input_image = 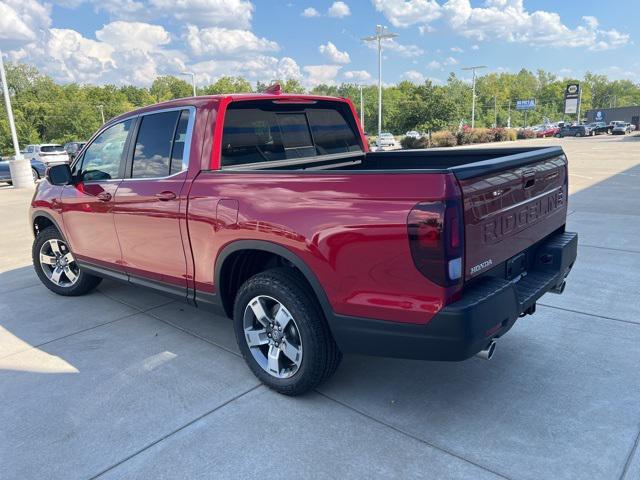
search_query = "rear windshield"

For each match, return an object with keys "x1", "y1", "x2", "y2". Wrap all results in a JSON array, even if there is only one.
[
  {"x1": 221, "y1": 100, "x2": 362, "y2": 168},
  {"x1": 41, "y1": 145, "x2": 65, "y2": 153}
]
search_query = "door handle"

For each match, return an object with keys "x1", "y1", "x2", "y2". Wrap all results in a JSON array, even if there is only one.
[
  {"x1": 97, "y1": 192, "x2": 112, "y2": 202},
  {"x1": 155, "y1": 191, "x2": 177, "y2": 201}
]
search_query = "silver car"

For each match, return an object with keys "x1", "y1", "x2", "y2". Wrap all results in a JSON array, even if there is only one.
[{"x1": 24, "y1": 144, "x2": 70, "y2": 164}]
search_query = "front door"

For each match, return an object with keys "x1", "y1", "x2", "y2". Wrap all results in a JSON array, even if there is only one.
[
  {"x1": 60, "y1": 119, "x2": 133, "y2": 269},
  {"x1": 112, "y1": 108, "x2": 193, "y2": 294}
]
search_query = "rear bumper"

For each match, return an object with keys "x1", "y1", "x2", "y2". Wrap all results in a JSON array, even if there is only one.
[{"x1": 330, "y1": 231, "x2": 577, "y2": 361}]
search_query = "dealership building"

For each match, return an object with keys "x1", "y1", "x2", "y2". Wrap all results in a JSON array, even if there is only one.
[{"x1": 586, "y1": 106, "x2": 640, "y2": 129}]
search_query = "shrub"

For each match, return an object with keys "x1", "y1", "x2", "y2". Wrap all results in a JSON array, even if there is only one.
[
  {"x1": 455, "y1": 130, "x2": 472, "y2": 145},
  {"x1": 432, "y1": 130, "x2": 457, "y2": 147},
  {"x1": 400, "y1": 136, "x2": 429, "y2": 149},
  {"x1": 505, "y1": 129, "x2": 518, "y2": 141},
  {"x1": 516, "y1": 128, "x2": 536, "y2": 140},
  {"x1": 469, "y1": 128, "x2": 494, "y2": 144}
]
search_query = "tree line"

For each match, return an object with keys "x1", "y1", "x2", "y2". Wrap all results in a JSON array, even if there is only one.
[{"x1": 1, "y1": 61, "x2": 639, "y2": 156}]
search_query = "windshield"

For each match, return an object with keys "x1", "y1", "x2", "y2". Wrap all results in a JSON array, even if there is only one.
[{"x1": 40, "y1": 145, "x2": 65, "y2": 153}]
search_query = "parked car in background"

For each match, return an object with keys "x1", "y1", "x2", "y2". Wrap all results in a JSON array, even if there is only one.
[
  {"x1": 0, "y1": 157, "x2": 46, "y2": 184},
  {"x1": 630, "y1": 124, "x2": 637, "y2": 132},
  {"x1": 376, "y1": 132, "x2": 396, "y2": 148},
  {"x1": 31, "y1": 92, "x2": 576, "y2": 395},
  {"x1": 558, "y1": 125, "x2": 590, "y2": 137},
  {"x1": 611, "y1": 121, "x2": 630, "y2": 135},
  {"x1": 586, "y1": 122, "x2": 610, "y2": 135},
  {"x1": 64, "y1": 142, "x2": 86, "y2": 161},
  {"x1": 25, "y1": 144, "x2": 69, "y2": 164},
  {"x1": 536, "y1": 125, "x2": 560, "y2": 138},
  {"x1": 405, "y1": 131, "x2": 421, "y2": 139}
]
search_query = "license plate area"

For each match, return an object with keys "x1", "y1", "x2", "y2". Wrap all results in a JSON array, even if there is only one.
[{"x1": 506, "y1": 252, "x2": 527, "y2": 280}]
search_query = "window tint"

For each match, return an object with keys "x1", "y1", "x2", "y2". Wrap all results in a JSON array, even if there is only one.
[
  {"x1": 132, "y1": 111, "x2": 179, "y2": 178},
  {"x1": 221, "y1": 103, "x2": 361, "y2": 167},
  {"x1": 131, "y1": 109, "x2": 190, "y2": 178},
  {"x1": 41, "y1": 145, "x2": 65, "y2": 153},
  {"x1": 79, "y1": 120, "x2": 132, "y2": 182},
  {"x1": 170, "y1": 110, "x2": 190, "y2": 175}
]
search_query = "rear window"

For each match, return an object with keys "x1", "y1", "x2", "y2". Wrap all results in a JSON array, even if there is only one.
[
  {"x1": 41, "y1": 145, "x2": 65, "y2": 153},
  {"x1": 221, "y1": 100, "x2": 362, "y2": 167}
]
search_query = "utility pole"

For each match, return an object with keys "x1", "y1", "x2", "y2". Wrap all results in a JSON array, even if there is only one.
[
  {"x1": 97, "y1": 104, "x2": 105, "y2": 124},
  {"x1": 0, "y1": 49, "x2": 33, "y2": 188},
  {"x1": 181, "y1": 71, "x2": 197, "y2": 97},
  {"x1": 363, "y1": 25, "x2": 398, "y2": 138},
  {"x1": 358, "y1": 84, "x2": 364, "y2": 131},
  {"x1": 461, "y1": 65, "x2": 486, "y2": 128},
  {"x1": 494, "y1": 95, "x2": 497, "y2": 128},
  {"x1": 507, "y1": 101, "x2": 511, "y2": 128}
]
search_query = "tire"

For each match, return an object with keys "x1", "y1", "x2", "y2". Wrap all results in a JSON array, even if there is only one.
[
  {"x1": 32, "y1": 168, "x2": 39, "y2": 182},
  {"x1": 32, "y1": 226, "x2": 102, "y2": 296},
  {"x1": 575, "y1": 133, "x2": 582, "y2": 137},
  {"x1": 233, "y1": 267, "x2": 342, "y2": 396}
]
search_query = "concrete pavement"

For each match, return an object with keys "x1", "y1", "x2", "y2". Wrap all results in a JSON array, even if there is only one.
[{"x1": 1, "y1": 134, "x2": 639, "y2": 479}]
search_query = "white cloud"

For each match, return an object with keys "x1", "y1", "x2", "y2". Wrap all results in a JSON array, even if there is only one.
[
  {"x1": 372, "y1": 0, "x2": 441, "y2": 28},
  {"x1": 444, "y1": 56, "x2": 457, "y2": 65},
  {"x1": 373, "y1": 0, "x2": 629, "y2": 51},
  {"x1": 328, "y1": 1, "x2": 351, "y2": 18},
  {"x1": 450, "y1": 46, "x2": 463, "y2": 53},
  {"x1": 0, "y1": 0, "x2": 51, "y2": 48},
  {"x1": 149, "y1": 0, "x2": 254, "y2": 28},
  {"x1": 442, "y1": 0, "x2": 630, "y2": 50},
  {"x1": 319, "y1": 41, "x2": 350, "y2": 64},
  {"x1": 184, "y1": 25, "x2": 279, "y2": 57},
  {"x1": 302, "y1": 7, "x2": 320, "y2": 17},
  {"x1": 191, "y1": 55, "x2": 302, "y2": 85},
  {"x1": 403, "y1": 70, "x2": 425, "y2": 83},
  {"x1": 96, "y1": 22, "x2": 171, "y2": 53},
  {"x1": 367, "y1": 38, "x2": 424, "y2": 58},
  {"x1": 471, "y1": 44, "x2": 479, "y2": 50},
  {"x1": 343, "y1": 70, "x2": 372, "y2": 82},
  {"x1": 303, "y1": 64, "x2": 341, "y2": 87},
  {"x1": 418, "y1": 25, "x2": 435, "y2": 35},
  {"x1": 427, "y1": 60, "x2": 441, "y2": 70}
]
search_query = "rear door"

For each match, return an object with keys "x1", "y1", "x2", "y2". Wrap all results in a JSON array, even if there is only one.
[
  {"x1": 456, "y1": 152, "x2": 568, "y2": 280},
  {"x1": 112, "y1": 107, "x2": 193, "y2": 294}
]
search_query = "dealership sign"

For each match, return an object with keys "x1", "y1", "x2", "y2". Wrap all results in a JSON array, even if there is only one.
[
  {"x1": 516, "y1": 99, "x2": 536, "y2": 110},
  {"x1": 564, "y1": 83, "x2": 581, "y2": 114},
  {"x1": 595, "y1": 110, "x2": 605, "y2": 122}
]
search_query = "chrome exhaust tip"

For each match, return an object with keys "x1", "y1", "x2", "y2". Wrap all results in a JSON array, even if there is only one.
[
  {"x1": 476, "y1": 340, "x2": 497, "y2": 360},
  {"x1": 550, "y1": 281, "x2": 566, "y2": 294}
]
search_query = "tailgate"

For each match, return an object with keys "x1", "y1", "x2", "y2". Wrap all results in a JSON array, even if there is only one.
[{"x1": 455, "y1": 150, "x2": 568, "y2": 280}]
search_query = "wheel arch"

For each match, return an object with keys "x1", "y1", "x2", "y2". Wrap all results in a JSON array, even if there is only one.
[
  {"x1": 31, "y1": 211, "x2": 65, "y2": 239},
  {"x1": 214, "y1": 240, "x2": 334, "y2": 322}
]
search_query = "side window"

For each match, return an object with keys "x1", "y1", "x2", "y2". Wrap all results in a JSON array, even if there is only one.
[
  {"x1": 132, "y1": 110, "x2": 189, "y2": 179},
  {"x1": 79, "y1": 119, "x2": 132, "y2": 182},
  {"x1": 27, "y1": 145, "x2": 34, "y2": 153}
]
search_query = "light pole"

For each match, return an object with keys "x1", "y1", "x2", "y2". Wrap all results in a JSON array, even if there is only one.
[
  {"x1": 461, "y1": 65, "x2": 486, "y2": 128},
  {"x1": 97, "y1": 104, "x2": 105, "y2": 124},
  {"x1": 363, "y1": 25, "x2": 398, "y2": 138},
  {"x1": 181, "y1": 71, "x2": 197, "y2": 97},
  {"x1": 0, "y1": 49, "x2": 33, "y2": 188}
]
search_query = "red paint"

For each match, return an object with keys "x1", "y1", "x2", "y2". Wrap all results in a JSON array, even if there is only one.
[{"x1": 30, "y1": 93, "x2": 569, "y2": 330}]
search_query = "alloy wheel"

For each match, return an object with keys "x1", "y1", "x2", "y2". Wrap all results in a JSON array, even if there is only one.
[
  {"x1": 39, "y1": 238, "x2": 79, "y2": 287},
  {"x1": 243, "y1": 295, "x2": 303, "y2": 379}
]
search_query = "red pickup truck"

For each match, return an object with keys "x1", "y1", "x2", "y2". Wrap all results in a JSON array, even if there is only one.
[{"x1": 31, "y1": 91, "x2": 577, "y2": 395}]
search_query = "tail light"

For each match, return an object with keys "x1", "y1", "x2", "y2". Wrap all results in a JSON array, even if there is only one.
[{"x1": 407, "y1": 199, "x2": 464, "y2": 287}]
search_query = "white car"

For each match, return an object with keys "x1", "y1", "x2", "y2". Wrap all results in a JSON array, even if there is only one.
[
  {"x1": 405, "y1": 131, "x2": 421, "y2": 139},
  {"x1": 376, "y1": 132, "x2": 396, "y2": 148},
  {"x1": 24, "y1": 144, "x2": 69, "y2": 164},
  {"x1": 610, "y1": 121, "x2": 630, "y2": 135}
]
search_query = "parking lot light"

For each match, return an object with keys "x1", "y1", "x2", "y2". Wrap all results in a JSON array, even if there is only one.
[
  {"x1": 0, "y1": 49, "x2": 34, "y2": 188},
  {"x1": 462, "y1": 65, "x2": 487, "y2": 128}
]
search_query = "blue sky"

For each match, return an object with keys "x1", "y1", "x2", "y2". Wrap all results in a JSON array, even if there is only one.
[{"x1": 2, "y1": 0, "x2": 638, "y2": 88}]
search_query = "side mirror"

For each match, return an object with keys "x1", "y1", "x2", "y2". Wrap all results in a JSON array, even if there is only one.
[{"x1": 46, "y1": 163, "x2": 74, "y2": 186}]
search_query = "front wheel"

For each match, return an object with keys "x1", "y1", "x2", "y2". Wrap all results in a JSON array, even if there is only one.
[
  {"x1": 233, "y1": 268, "x2": 341, "y2": 396},
  {"x1": 32, "y1": 168, "x2": 39, "y2": 182},
  {"x1": 32, "y1": 226, "x2": 102, "y2": 296}
]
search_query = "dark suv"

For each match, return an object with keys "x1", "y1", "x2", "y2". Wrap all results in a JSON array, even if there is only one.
[
  {"x1": 558, "y1": 125, "x2": 590, "y2": 137},
  {"x1": 63, "y1": 141, "x2": 86, "y2": 161}
]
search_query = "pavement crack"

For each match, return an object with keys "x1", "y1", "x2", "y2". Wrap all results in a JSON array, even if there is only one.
[
  {"x1": 315, "y1": 390, "x2": 514, "y2": 480},
  {"x1": 537, "y1": 303, "x2": 640, "y2": 327},
  {"x1": 580, "y1": 244, "x2": 640, "y2": 255},
  {"x1": 89, "y1": 384, "x2": 262, "y2": 479},
  {"x1": 620, "y1": 426, "x2": 640, "y2": 480}
]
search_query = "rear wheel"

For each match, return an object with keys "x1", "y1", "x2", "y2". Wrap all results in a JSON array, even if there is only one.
[
  {"x1": 233, "y1": 268, "x2": 341, "y2": 396},
  {"x1": 32, "y1": 168, "x2": 39, "y2": 182},
  {"x1": 32, "y1": 226, "x2": 102, "y2": 296}
]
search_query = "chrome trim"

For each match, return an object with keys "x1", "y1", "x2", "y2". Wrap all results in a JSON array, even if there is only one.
[{"x1": 222, "y1": 150, "x2": 363, "y2": 171}]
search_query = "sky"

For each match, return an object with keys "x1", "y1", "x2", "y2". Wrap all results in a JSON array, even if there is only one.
[{"x1": 0, "y1": 0, "x2": 638, "y2": 88}]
